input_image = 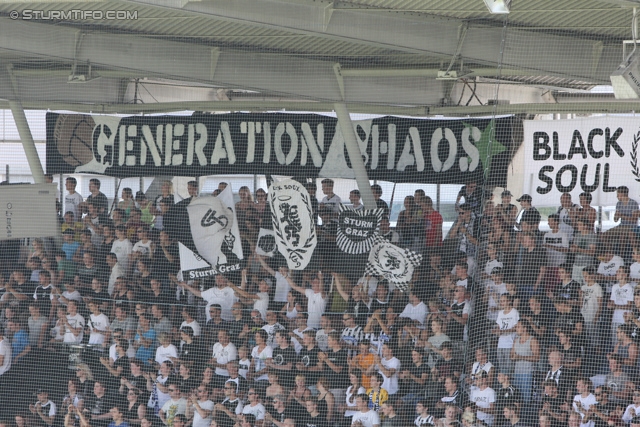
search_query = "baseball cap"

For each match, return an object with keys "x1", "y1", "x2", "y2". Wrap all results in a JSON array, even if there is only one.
[
  {"x1": 209, "y1": 304, "x2": 222, "y2": 311},
  {"x1": 501, "y1": 190, "x2": 512, "y2": 197},
  {"x1": 516, "y1": 194, "x2": 532, "y2": 202}
]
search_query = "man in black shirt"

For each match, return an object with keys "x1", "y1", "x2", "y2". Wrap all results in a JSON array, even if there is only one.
[
  {"x1": 300, "y1": 398, "x2": 328, "y2": 427},
  {"x1": 371, "y1": 184, "x2": 390, "y2": 217},
  {"x1": 214, "y1": 380, "x2": 243, "y2": 427},
  {"x1": 264, "y1": 394, "x2": 296, "y2": 425},
  {"x1": 296, "y1": 330, "x2": 322, "y2": 387},
  {"x1": 584, "y1": 386, "x2": 615, "y2": 427},
  {"x1": 494, "y1": 372, "x2": 521, "y2": 426},
  {"x1": 318, "y1": 331, "x2": 349, "y2": 391},
  {"x1": 538, "y1": 379, "x2": 567, "y2": 427},
  {"x1": 266, "y1": 330, "x2": 296, "y2": 389}
]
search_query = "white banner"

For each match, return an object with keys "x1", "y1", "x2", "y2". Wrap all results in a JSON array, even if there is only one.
[
  {"x1": 178, "y1": 242, "x2": 217, "y2": 279},
  {"x1": 186, "y1": 195, "x2": 233, "y2": 266},
  {"x1": 269, "y1": 179, "x2": 317, "y2": 270},
  {"x1": 0, "y1": 184, "x2": 58, "y2": 240},
  {"x1": 217, "y1": 185, "x2": 244, "y2": 265},
  {"x1": 256, "y1": 228, "x2": 277, "y2": 257},
  {"x1": 523, "y1": 117, "x2": 640, "y2": 207}
]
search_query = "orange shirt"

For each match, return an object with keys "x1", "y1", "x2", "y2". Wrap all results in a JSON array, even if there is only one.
[{"x1": 354, "y1": 353, "x2": 375, "y2": 389}]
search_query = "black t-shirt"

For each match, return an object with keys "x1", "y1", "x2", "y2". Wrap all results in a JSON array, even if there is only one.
[
  {"x1": 541, "y1": 394, "x2": 565, "y2": 427},
  {"x1": 267, "y1": 407, "x2": 297, "y2": 424},
  {"x1": 553, "y1": 310, "x2": 585, "y2": 346},
  {"x1": 180, "y1": 338, "x2": 208, "y2": 366},
  {"x1": 457, "y1": 186, "x2": 483, "y2": 216},
  {"x1": 495, "y1": 385, "x2": 522, "y2": 415},
  {"x1": 401, "y1": 362, "x2": 429, "y2": 395},
  {"x1": 369, "y1": 299, "x2": 389, "y2": 315},
  {"x1": 324, "y1": 348, "x2": 349, "y2": 389},
  {"x1": 434, "y1": 357, "x2": 462, "y2": 380},
  {"x1": 592, "y1": 401, "x2": 616, "y2": 427},
  {"x1": 272, "y1": 345, "x2": 297, "y2": 388},
  {"x1": 555, "y1": 280, "x2": 581, "y2": 303},
  {"x1": 448, "y1": 301, "x2": 467, "y2": 341},
  {"x1": 376, "y1": 199, "x2": 390, "y2": 217},
  {"x1": 297, "y1": 346, "x2": 321, "y2": 384},
  {"x1": 347, "y1": 299, "x2": 370, "y2": 328},
  {"x1": 519, "y1": 246, "x2": 546, "y2": 286},
  {"x1": 215, "y1": 398, "x2": 241, "y2": 427},
  {"x1": 300, "y1": 412, "x2": 329, "y2": 427}
]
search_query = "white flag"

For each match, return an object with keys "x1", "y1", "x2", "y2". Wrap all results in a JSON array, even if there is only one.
[
  {"x1": 186, "y1": 195, "x2": 233, "y2": 266},
  {"x1": 269, "y1": 179, "x2": 317, "y2": 270},
  {"x1": 256, "y1": 228, "x2": 277, "y2": 257},
  {"x1": 178, "y1": 242, "x2": 217, "y2": 280},
  {"x1": 216, "y1": 185, "x2": 244, "y2": 264}
]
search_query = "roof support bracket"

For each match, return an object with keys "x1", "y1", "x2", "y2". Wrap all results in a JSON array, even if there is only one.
[
  {"x1": 333, "y1": 62, "x2": 345, "y2": 101},
  {"x1": 210, "y1": 47, "x2": 220, "y2": 80},
  {"x1": 324, "y1": 2, "x2": 335, "y2": 32}
]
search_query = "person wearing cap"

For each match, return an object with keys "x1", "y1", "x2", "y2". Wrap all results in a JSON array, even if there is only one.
[
  {"x1": 29, "y1": 388, "x2": 56, "y2": 427},
  {"x1": 226, "y1": 269, "x2": 271, "y2": 321},
  {"x1": 496, "y1": 190, "x2": 517, "y2": 227},
  {"x1": 455, "y1": 180, "x2": 482, "y2": 216},
  {"x1": 515, "y1": 194, "x2": 540, "y2": 230}
]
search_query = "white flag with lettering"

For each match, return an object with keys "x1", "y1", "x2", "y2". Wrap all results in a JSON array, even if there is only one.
[{"x1": 186, "y1": 195, "x2": 233, "y2": 266}]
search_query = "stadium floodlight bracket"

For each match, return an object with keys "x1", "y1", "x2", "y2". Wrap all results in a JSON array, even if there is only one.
[
  {"x1": 68, "y1": 61, "x2": 101, "y2": 84},
  {"x1": 483, "y1": 0, "x2": 511, "y2": 14}
]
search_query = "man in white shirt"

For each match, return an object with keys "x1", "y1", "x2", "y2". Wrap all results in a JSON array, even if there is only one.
[
  {"x1": 469, "y1": 371, "x2": 495, "y2": 426},
  {"x1": 87, "y1": 300, "x2": 110, "y2": 348},
  {"x1": 210, "y1": 330, "x2": 237, "y2": 385},
  {"x1": 186, "y1": 385, "x2": 214, "y2": 427},
  {"x1": 106, "y1": 253, "x2": 125, "y2": 297},
  {"x1": 596, "y1": 248, "x2": 625, "y2": 294},
  {"x1": 160, "y1": 385, "x2": 188, "y2": 426},
  {"x1": 181, "y1": 275, "x2": 238, "y2": 322},
  {"x1": 493, "y1": 294, "x2": 519, "y2": 376},
  {"x1": 544, "y1": 214, "x2": 569, "y2": 270},
  {"x1": 351, "y1": 394, "x2": 380, "y2": 427},
  {"x1": 371, "y1": 343, "x2": 401, "y2": 395},
  {"x1": 286, "y1": 272, "x2": 326, "y2": 329},
  {"x1": 399, "y1": 291, "x2": 427, "y2": 326},
  {"x1": 320, "y1": 178, "x2": 342, "y2": 213},
  {"x1": 63, "y1": 300, "x2": 85, "y2": 344},
  {"x1": 609, "y1": 265, "x2": 635, "y2": 347},
  {"x1": 64, "y1": 177, "x2": 83, "y2": 219}
]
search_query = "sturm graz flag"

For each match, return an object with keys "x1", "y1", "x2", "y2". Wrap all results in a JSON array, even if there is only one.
[
  {"x1": 336, "y1": 205, "x2": 384, "y2": 255},
  {"x1": 365, "y1": 241, "x2": 422, "y2": 292}
]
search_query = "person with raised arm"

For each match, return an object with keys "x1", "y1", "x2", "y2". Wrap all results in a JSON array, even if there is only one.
[{"x1": 285, "y1": 271, "x2": 326, "y2": 329}]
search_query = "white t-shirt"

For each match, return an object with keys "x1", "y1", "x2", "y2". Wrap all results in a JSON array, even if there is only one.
[
  {"x1": 485, "y1": 281, "x2": 507, "y2": 322},
  {"x1": 274, "y1": 272, "x2": 290, "y2": 303},
  {"x1": 202, "y1": 286, "x2": 238, "y2": 321},
  {"x1": 496, "y1": 309, "x2": 519, "y2": 348},
  {"x1": 304, "y1": 289, "x2": 326, "y2": 329},
  {"x1": 598, "y1": 256, "x2": 624, "y2": 279},
  {"x1": 351, "y1": 410, "x2": 380, "y2": 427},
  {"x1": 470, "y1": 386, "x2": 495, "y2": 426},
  {"x1": 64, "y1": 313, "x2": 85, "y2": 344},
  {"x1": 0, "y1": 338, "x2": 11, "y2": 375},
  {"x1": 484, "y1": 259, "x2": 503, "y2": 276},
  {"x1": 581, "y1": 283, "x2": 603, "y2": 322},
  {"x1": 544, "y1": 230, "x2": 569, "y2": 266},
  {"x1": 345, "y1": 386, "x2": 367, "y2": 417},
  {"x1": 379, "y1": 357, "x2": 401, "y2": 395},
  {"x1": 251, "y1": 345, "x2": 273, "y2": 381},
  {"x1": 108, "y1": 263, "x2": 125, "y2": 296},
  {"x1": 191, "y1": 400, "x2": 214, "y2": 427},
  {"x1": 242, "y1": 403, "x2": 266, "y2": 420},
  {"x1": 573, "y1": 393, "x2": 597, "y2": 427},
  {"x1": 254, "y1": 292, "x2": 270, "y2": 320},
  {"x1": 111, "y1": 239, "x2": 133, "y2": 271},
  {"x1": 399, "y1": 302, "x2": 428, "y2": 325},
  {"x1": 611, "y1": 283, "x2": 634, "y2": 323},
  {"x1": 180, "y1": 320, "x2": 201, "y2": 337},
  {"x1": 320, "y1": 194, "x2": 342, "y2": 213},
  {"x1": 631, "y1": 262, "x2": 640, "y2": 284},
  {"x1": 622, "y1": 403, "x2": 640, "y2": 423},
  {"x1": 88, "y1": 313, "x2": 110, "y2": 345},
  {"x1": 161, "y1": 398, "x2": 187, "y2": 420},
  {"x1": 212, "y1": 342, "x2": 237, "y2": 376},
  {"x1": 64, "y1": 192, "x2": 84, "y2": 219},
  {"x1": 37, "y1": 400, "x2": 57, "y2": 421},
  {"x1": 132, "y1": 239, "x2": 153, "y2": 258},
  {"x1": 155, "y1": 344, "x2": 178, "y2": 365}
]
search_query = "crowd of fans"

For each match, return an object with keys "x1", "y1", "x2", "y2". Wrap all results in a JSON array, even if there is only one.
[{"x1": 5, "y1": 176, "x2": 640, "y2": 427}]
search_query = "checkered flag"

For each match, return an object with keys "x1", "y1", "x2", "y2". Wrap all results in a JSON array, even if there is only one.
[{"x1": 365, "y1": 241, "x2": 422, "y2": 292}]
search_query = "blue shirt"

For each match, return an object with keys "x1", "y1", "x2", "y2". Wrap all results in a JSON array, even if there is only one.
[
  {"x1": 12, "y1": 330, "x2": 29, "y2": 360},
  {"x1": 62, "y1": 241, "x2": 81, "y2": 260},
  {"x1": 108, "y1": 421, "x2": 130, "y2": 427},
  {"x1": 134, "y1": 328, "x2": 157, "y2": 364}
]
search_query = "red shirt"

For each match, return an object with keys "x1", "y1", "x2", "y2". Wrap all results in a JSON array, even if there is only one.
[{"x1": 424, "y1": 210, "x2": 443, "y2": 246}]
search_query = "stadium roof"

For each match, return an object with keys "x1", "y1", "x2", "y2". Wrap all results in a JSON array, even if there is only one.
[{"x1": 0, "y1": 0, "x2": 638, "y2": 115}]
